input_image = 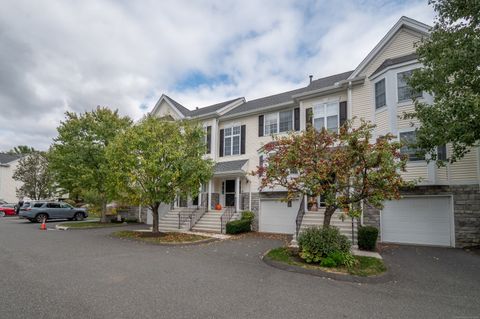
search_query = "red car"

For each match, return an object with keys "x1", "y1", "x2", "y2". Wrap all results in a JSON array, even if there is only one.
[{"x1": 0, "y1": 204, "x2": 16, "y2": 217}]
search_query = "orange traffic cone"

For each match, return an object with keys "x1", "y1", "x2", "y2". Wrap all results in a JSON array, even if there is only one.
[{"x1": 40, "y1": 218, "x2": 47, "y2": 230}]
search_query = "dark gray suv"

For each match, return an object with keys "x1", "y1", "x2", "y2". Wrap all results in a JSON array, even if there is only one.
[{"x1": 19, "y1": 201, "x2": 88, "y2": 223}]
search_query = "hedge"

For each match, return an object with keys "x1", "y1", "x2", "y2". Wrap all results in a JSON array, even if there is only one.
[
  {"x1": 226, "y1": 219, "x2": 251, "y2": 234},
  {"x1": 358, "y1": 226, "x2": 379, "y2": 251}
]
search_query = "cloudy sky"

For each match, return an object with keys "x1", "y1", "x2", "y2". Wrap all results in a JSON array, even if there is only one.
[{"x1": 0, "y1": 0, "x2": 434, "y2": 151}]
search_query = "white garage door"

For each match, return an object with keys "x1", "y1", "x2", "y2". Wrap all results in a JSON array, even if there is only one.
[
  {"x1": 381, "y1": 196, "x2": 453, "y2": 247},
  {"x1": 259, "y1": 199, "x2": 299, "y2": 234}
]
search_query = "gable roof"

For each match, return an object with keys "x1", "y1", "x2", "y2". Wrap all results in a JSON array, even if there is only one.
[
  {"x1": 349, "y1": 16, "x2": 430, "y2": 79},
  {"x1": 0, "y1": 153, "x2": 22, "y2": 165},
  {"x1": 370, "y1": 53, "x2": 418, "y2": 78},
  {"x1": 163, "y1": 95, "x2": 191, "y2": 116}
]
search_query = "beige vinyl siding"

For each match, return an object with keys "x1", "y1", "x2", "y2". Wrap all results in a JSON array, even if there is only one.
[
  {"x1": 436, "y1": 166, "x2": 449, "y2": 184},
  {"x1": 351, "y1": 28, "x2": 422, "y2": 129},
  {"x1": 449, "y1": 147, "x2": 479, "y2": 183},
  {"x1": 152, "y1": 100, "x2": 183, "y2": 120},
  {"x1": 402, "y1": 162, "x2": 429, "y2": 182},
  {"x1": 375, "y1": 109, "x2": 389, "y2": 134},
  {"x1": 397, "y1": 104, "x2": 419, "y2": 129}
]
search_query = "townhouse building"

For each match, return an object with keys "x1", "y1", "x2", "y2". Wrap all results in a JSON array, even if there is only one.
[{"x1": 149, "y1": 16, "x2": 479, "y2": 248}]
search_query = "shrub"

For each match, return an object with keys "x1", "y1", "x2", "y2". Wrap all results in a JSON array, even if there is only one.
[
  {"x1": 328, "y1": 251, "x2": 356, "y2": 268},
  {"x1": 320, "y1": 257, "x2": 337, "y2": 268},
  {"x1": 358, "y1": 226, "x2": 379, "y2": 251},
  {"x1": 226, "y1": 219, "x2": 251, "y2": 234},
  {"x1": 241, "y1": 211, "x2": 255, "y2": 221},
  {"x1": 298, "y1": 226, "x2": 351, "y2": 263}
]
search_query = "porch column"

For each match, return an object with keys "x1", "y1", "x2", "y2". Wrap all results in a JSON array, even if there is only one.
[
  {"x1": 207, "y1": 180, "x2": 212, "y2": 211},
  {"x1": 198, "y1": 186, "x2": 202, "y2": 208},
  {"x1": 235, "y1": 177, "x2": 240, "y2": 212}
]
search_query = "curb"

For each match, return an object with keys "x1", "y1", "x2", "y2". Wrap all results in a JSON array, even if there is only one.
[
  {"x1": 111, "y1": 235, "x2": 219, "y2": 246},
  {"x1": 262, "y1": 252, "x2": 393, "y2": 284},
  {"x1": 55, "y1": 223, "x2": 131, "y2": 230}
]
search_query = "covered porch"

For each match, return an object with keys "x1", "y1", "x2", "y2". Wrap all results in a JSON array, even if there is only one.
[{"x1": 174, "y1": 159, "x2": 251, "y2": 213}]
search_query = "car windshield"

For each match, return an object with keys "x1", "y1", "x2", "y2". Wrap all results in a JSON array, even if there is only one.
[
  {"x1": 22, "y1": 202, "x2": 31, "y2": 208},
  {"x1": 60, "y1": 203, "x2": 73, "y2": 209}
]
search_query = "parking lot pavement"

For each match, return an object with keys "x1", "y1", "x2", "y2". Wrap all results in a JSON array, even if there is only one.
[{"x1": 1, "y1": 218, "x2": 479, "y2": 319}]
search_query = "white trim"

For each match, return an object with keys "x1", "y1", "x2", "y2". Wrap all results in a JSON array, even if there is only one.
[
  {"x1": 349, "y1": 16, "x2": 430, "y2": 79},
  {"x1": 216, "y1": 98, "x2": 246, "y2": 116},
  {"x1": 369, "y1": 59, "x2": 419, "y2": 81},
  {"x1": 150, "y1": 95, "x2": 186, "y2": 119}
]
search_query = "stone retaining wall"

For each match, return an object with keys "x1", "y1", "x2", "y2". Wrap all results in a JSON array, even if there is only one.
[{"x1": 363, "y1": 184, "x2": 480, "y2": 248}]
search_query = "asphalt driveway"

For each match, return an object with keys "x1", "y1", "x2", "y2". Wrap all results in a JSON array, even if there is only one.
[{"x1": 1, "y1": 217, "x2": 479, "y2": 319}]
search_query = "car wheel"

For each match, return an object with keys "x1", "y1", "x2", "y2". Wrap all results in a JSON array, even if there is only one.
[
  {"x1": 74, "y1": 212, "x2": 85, "y2": 221},
  {"x1": 0, "y1": 211, "x2": 5, "y2": 217},
  {"x1": 35, "y1": 213, "x2": 48, "y2": 223}
]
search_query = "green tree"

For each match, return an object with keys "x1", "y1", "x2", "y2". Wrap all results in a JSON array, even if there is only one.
[
  {"x1": 13, "y1": 151, "x2": 55, "y2": 200},
  {"x1": 8, "y1": 145, "x2": 36, "y2": 155},
  {"x1": 49, "y1": 107, "x2": 132, "y2": 222},
  {"x1": 253, "y1": 122, "x2": 409, "y2": 227},
  {"x1": 408, "y1": 0, "x2": 480, "y2": 162},
  {"x1": 106, "y1": 116, "x2": 213, "y2": 234}
]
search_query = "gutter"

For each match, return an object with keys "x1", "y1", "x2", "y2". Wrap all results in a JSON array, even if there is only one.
[
  {"x1": 220, "y1": 101, "x2": 294, "y2": 121},
  {"x1": 291, "y1": 76, "x2": 365, "y2": 100}
]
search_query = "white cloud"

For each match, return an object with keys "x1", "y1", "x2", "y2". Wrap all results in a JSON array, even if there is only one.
[{"x1": 0, "y1": 0, "x2": 434, "y2": 151}]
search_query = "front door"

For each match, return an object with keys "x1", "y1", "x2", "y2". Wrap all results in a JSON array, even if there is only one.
[{"x1": 224, "y1": 180, "x2": 235, "y2": 207}]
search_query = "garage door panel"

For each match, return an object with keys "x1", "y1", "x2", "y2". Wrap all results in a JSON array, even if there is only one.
[
  {"x1": 259, "y1": 200, "x2": 298, "y2": 234},
  {"x1": 381, "y1": 197, "x2": 453, "y2": 247}
]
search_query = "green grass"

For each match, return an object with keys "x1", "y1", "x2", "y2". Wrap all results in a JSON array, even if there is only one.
[
  {"x1": 60, "y1": 221, "x2": 128, "y2": 228},
  {"x1": 112, "y1": 230, "x2": 210, "y2": 244},
  {"x1": 266, "y1": 247, "x2": 386, "y2": 277}
]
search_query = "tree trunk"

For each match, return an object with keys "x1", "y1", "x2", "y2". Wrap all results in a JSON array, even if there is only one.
[
  {"x1": 100, "y1": 200, "x2": 108, "y2": 223},
  {"x1": 152, "y1": 202, "x2": 160, "y2": 234},
  {"x1": 323, "y1": 205, "x2": 336, "y2": 228}
]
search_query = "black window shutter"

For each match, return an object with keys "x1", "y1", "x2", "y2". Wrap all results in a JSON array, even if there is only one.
[
  {"x1": 240, "y1": 125, "x2": 246, "y2": 155},
  {"x1": 219, "y1": 129, "x2": 224, "y2": 157},
  {"x1": 258, "y1": 115, "x2": 264, "y2": 137},
  {"x1": 306, "y1": 108, "x2": 313, "y2": 129},
  {"x1": 294, "y1": 107, "x2": 300, "y2": 131},
  {"x1": 206, "y1": 126, "x2": 212, "y2": 154},
  {"x1": 437, "y1": 144, "x2": 447, "y2": 161},
  {"x1": 339, "y1": 101, "x2": 347, "y2": 127}
]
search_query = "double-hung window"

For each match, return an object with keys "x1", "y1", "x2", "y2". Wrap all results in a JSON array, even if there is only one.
[
  {"x1": 264, "y1": 113, "x2": 278, "y2": 135},
  {"x1": 399, "y1": 131, "x2": 424, "y2": 161},
  {"x1": 313, "y1": 101, "x2": 339, "y2": 132},
  {"x1": 263, "y1": 110, "x2": 293, "y2": 135},
  {"x1": 224, "y1": 125, "x2": 241, "y2": 156},
  {"x1": 375, "y1": 79, "x2": 386, "y2": 109},
  {"x1": 397, "y1": 70, "x2": 422, "y2": 102}
]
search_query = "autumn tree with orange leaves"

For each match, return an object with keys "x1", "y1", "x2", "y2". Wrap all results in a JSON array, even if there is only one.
[{"x1": 254, "y1": 121, "x2": 410, "y2": 227}]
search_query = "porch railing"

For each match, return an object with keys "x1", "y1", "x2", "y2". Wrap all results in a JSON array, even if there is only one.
[
  {"x1": 177, "y1": 194, "x2": 209, "y2": 230},
  {"x1": 190, "y1": 195, "x2": 208, "y2": 229},
  {"x1": 295, "y1": 196, "x2": 306, "y2": 238},
  {"x1": 220, "y1": 206, "x2": 236, "y2": 234}
]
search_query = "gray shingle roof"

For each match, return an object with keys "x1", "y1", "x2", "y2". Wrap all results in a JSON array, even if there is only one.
[
  {"x1": 189, "y1": 98, "x2": 243, "y2": 117},
  {"x1": 223, "y1": 70, "x2": 353, "y2": 116},
  {"x1": 214, "y1": 159, "x2": 248, "y2": 174},
  {"x1": 0, "y1": 153, "x2": 22, "y2": 165},
  {"x1": 307, "y1": 70, "x2": 354, "y2": 91},
  {"x1": 370, "y1": 53, "x2": 418, "y2": 77},
  {"x1": 163, "y1": 95, "x2": 243, "y2": 118}
]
